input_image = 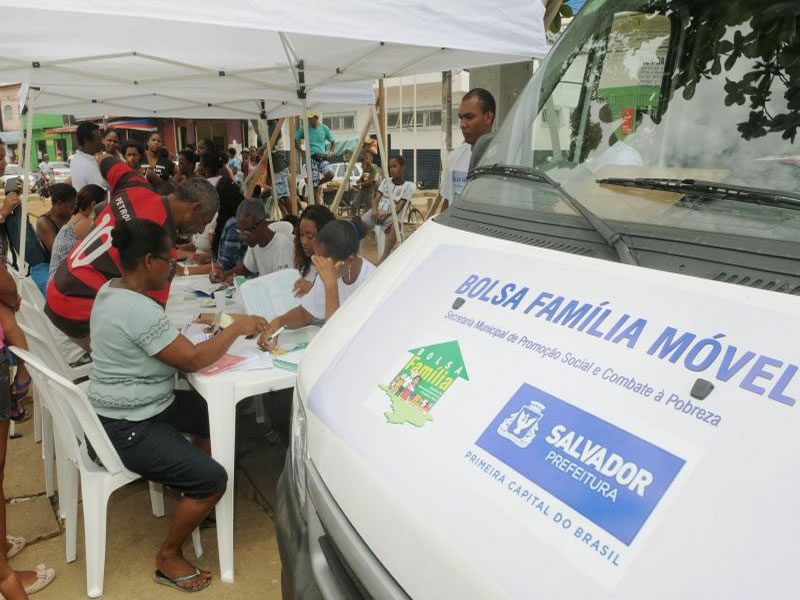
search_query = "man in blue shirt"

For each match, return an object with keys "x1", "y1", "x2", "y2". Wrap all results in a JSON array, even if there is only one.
[
  {"x1": 215, "y1": 216, "x2": 246, "y2": 271},
  {"x1": 294, "y1": 113, "x2": 336, "y2": 205}
]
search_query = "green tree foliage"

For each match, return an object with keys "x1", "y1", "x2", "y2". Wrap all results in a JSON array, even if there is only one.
[{"x1": 674, "y1": 2, "x2": 800, "y2": 142}]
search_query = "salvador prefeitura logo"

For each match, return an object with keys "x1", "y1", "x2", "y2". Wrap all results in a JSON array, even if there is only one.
[{"x1": 378, "y1": 341, "x2": 469, "y2": 427}]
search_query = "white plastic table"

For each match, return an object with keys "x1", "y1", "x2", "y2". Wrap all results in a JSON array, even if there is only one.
[{"x1": 165, "y1": 276, "x2": 302, "y2": 582}]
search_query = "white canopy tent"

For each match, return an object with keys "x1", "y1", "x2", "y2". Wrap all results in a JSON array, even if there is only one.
[
  {"x1": 0, "y1": 0, "x2": 547, "y2": 269},
  {"x1": 0, "y1": 0, "x2": 547, "y2": 581}
]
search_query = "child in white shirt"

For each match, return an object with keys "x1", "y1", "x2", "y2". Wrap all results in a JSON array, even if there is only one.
[{"x1": 361, "y1": 155, "x2": 415, "y2": 264}]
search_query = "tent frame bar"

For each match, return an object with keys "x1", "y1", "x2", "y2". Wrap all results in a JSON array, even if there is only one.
[{"x1": 18, "y1": 87, "x2": 37, "y2": 272}]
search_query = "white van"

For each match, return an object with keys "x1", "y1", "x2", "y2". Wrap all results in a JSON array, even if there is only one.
[{"x1": 276, "y1": 1, "x2": 800, "y2": 598}]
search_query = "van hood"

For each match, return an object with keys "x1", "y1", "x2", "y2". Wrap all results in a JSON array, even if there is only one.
[{"x1": 297, "y1": 220, "x2": 800, "y2": 599}]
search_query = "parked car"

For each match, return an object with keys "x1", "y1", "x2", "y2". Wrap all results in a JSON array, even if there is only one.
[
  {"x1": 296, "y1": 162, "x2": 364, "y2": 202},
  {"x1": 0, "y1": 164, "x2": 40, "y2": 190},
  {"x1": 49, "y1": 162, "x2": 71, "y2": 184},
  {"x1": 277, "y1": 1, "x2": 800, "y2": 599}
]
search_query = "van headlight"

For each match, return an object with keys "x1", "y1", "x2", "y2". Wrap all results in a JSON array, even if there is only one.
[{"x1": 291, "y1": 391, "x2": 308, "y2": 513}]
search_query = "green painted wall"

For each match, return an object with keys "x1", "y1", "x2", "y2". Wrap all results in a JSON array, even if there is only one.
[{"x1": 20, "y1": 113, "x2": 73, "y2": 168}]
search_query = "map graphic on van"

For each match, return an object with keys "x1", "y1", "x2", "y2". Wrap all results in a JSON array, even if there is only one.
[{"x1": 379, "y1": 341, "x2": 469, "y2": 427}]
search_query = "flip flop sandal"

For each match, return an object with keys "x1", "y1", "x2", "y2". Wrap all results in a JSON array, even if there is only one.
[
  {"x1": 23, "y1": 564, "x2": 56, "y2": 595},
  {"x1": 9, "y1": 404, "x2": 31, "y2": 423},
  {"x1": 5, "y1": 535, "x2": 25, "y2": 558},
  {"x1": 153, "y1": 568, "x2": 211, "y2": 593},
  {"x1": 10, "y1": 377, "x2": 31, "y2": 404},
  {"x1": 68, "y1": 352, "x2": 92, "y2": 368}
]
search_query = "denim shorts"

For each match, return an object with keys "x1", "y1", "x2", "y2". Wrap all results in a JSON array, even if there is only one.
[
  {"x1": 274, "y1": 169, "x2": 289, "y2": 198},
  {"x1": 97, "y1": 391, "x2": 227, "y2": 499}
]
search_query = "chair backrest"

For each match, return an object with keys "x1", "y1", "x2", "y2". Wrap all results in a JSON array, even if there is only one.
[
  {"x1": 268, "y1": 220, "x2": 294, "y2": 236},
  {"x1": 8, "y1": 268, "x2": 45, "y2": 310},
  {"x1": 9, "y1": 346, "x2": 128, "y2": 476},
  {"x1": 16, "y1": 300, "x2": 73, "y2": 379}
]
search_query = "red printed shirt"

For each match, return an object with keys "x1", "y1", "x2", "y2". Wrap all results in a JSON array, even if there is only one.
[{"x1": 45, "y1": 158, "x2": 177, "y2": 339}]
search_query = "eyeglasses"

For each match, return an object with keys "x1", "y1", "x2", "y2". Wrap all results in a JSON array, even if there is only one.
[{"x1": 153, "y1": 254, "x2": 177, "y2": 280}]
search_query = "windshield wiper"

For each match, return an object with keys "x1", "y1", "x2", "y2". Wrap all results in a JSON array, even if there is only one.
[
  {"x1": 469, "y1": 164, "x2": 639, "y2": 266},
  {"x1": 596, "y1": 177, "x2": 800, "y2": 211}
]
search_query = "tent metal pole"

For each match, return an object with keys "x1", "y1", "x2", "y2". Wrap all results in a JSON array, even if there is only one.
[
  {"x1": 300, "y1": 100, "x2": 315, "y2": 206},
  {"x1": 330, "y1": 113, "x2": 372, "y2": 215},
  {"x1": 369, "y1": 104, "x2": 402, "y2": 244},
  {"x1": 288, "y1": 117, "x2": 298, "y2": 214},
  {"x1": 18, "y1": 88, "x2": 35, "y2": 273},
  {"x1": 399, "y1": 78, "x2": 403, "y2": 155},
  {"x1": 413, "y1": 75, "x2": 418, "y2": 186}
]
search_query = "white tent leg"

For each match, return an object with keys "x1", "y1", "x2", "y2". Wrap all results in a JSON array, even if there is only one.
[
  {"x1": 19, "y1": 90, "x2": 35, "y2": 273},
  {"x1": 369, "y1": 104, "x2": 402, "y2": 244},
  {"x1": 300, "y1": 99, "x2": 315, "y2": 206}
]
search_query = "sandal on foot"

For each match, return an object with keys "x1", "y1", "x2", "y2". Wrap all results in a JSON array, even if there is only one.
[
  {"x1": 153, "y1": 568, "x2": 211, "y2": 593},
  {"x1": 9, "y1": 404, "x2": 30, "y2": 423},
  {"x1": 6, "y1": 535, "x2": 25, "y2": 558},
  {"x1": 23, "y1": 564, "x2": 56, "y2": 595},
  {"x1": 10, "y1": 377, "x2": 31, "y2": 403}
]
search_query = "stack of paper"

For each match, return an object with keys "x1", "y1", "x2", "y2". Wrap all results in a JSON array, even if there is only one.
[
  {"x1": 198, "y1": 344, "x2": 273, "y2": 376},
  {"x1": 239, "y1": 269, "x2": 302, "y2": 321}
]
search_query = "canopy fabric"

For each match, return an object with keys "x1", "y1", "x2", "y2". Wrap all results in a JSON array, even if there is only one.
[{"x1": 0, "y1": 0, "x2": 547, "y2": 118}]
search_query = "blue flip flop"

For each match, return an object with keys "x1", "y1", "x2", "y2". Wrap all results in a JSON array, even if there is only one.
[{"x1": 153, "y1": 568, "x2": 211, "y2": 593}]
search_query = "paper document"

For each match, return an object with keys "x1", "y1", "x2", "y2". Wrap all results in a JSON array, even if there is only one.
[
  {"x1": 182, "y1": 323, "x2": 212, "y2": 344},
  {"x1": 240, "y1": 269, "x2": 302, "y2": 321}
]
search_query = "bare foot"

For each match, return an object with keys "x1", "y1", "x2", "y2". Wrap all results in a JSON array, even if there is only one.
[
  {"x1": 15, "y1": 570, "x2": 38, "y2": 588},
  {"x1": 156, "y1": 552, "x2": 211, "y2": 591}
]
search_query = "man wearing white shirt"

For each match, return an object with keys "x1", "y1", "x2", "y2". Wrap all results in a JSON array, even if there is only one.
[
  {"x1": 39, "y1": 153, "x2": 53, "y2": 179},
  {"x1": 440, "y1": 88, "x2": 496, "y2": 212},
  {"x1": 70, "y1": 121, "x2": 108, "y2": 192},
  {"x1": 219, "y1": 198, "x2": 294, "y2": 282}
]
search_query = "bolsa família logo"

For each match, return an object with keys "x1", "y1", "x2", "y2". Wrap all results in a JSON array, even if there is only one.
[
  {"x1": 379, "y1": 341, "x2": 469, "y2": 427},
  {"x1": 478, "y1": 384, "x2": 686, "y2": 545}
]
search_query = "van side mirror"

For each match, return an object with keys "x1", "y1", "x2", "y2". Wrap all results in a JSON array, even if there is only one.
[{"x1": 468, "y1": 133, "x2": 495, "y2": 171}]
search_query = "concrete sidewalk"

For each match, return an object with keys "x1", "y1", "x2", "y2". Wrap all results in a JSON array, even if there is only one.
[{"x1": 6, "y1": 399, "x2": 287, "y2": 599}]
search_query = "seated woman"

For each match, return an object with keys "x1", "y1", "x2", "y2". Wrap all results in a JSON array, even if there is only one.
[
  {"x1": 48, "y1": 184, "x2": 105, "y2": 287},
  {"x1": 88, "y1": 219, "x2": 267, "y2": 592},
  {"x1": 258, "y1": 219, "x2": 373, "y2": 348},
  {"x1": 1, "y1": 178, "x2": 51, "y2": 296},
  {"x1": 292, "y1": 204, "x2": 335, "y2": 298},
  {"x1": 36, "y1": 182, "x2": 77, "y2": 260}
]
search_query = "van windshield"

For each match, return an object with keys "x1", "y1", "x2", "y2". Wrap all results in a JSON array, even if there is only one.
[{"x1": 470, "y1": 0, "x2": 800, "y2": 243}]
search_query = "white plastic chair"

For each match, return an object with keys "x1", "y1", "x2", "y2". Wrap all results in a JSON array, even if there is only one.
[
  {"x1": 10, "y1": 346, "x2": 202, "y2": 599},
  {"x1": 9, "y1": 270, "x2": 87, "y2": 443},
  {"x1": 268, "y1": 220, "x2": 294, "y2": 236},
  {"x1": 16, "y1": 299, "x2": 91, "y2": 504},
  {"x1": 373, "y1": 196, "x2": 414, "y2": 258}
]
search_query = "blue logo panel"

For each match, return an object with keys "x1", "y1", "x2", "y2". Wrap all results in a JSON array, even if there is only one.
[{"x1": 477, "y1": 384, "x2": 685, "y2": 545}]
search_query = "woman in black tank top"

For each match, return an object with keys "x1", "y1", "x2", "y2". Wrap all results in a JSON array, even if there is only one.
[{"x1": 35, "y1": 183, "x2": 77, "y2": 259}]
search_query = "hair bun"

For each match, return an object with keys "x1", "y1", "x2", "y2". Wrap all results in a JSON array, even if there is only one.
[{"x1": 111, "y1": 222, "x2": 134, "y2": 250}]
